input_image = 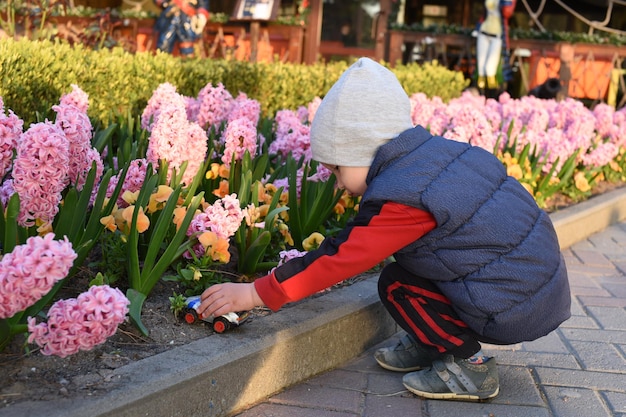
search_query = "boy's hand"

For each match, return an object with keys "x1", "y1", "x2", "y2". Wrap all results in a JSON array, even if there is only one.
[{"x1": 198, "y1": 283, "x2": 264, "y2": 318}]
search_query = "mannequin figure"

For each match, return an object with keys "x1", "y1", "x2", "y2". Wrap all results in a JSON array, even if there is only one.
[
  {"x1": 476, "y1": 0, "x2": 516, "y2": 94},
  {"x1": 154, "y1": 0, "x2": 210, "y2": 57}
]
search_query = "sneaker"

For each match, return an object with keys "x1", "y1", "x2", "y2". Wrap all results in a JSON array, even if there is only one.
[
  {"x1": 374, "y1": 333, "x2": 439, "y2": 372},
  {"x1": 402, "y1": 355, "x2": 499, "y2": 401}
]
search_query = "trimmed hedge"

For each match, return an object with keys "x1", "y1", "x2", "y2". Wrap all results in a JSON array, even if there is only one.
[{"x1": 0, "y1": 38, "x2": 468, "y2": 125}]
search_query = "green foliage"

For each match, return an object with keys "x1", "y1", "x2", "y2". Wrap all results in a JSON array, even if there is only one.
[
  {"x1": 168, "y1": 292, "x2": 187, "y2": 317},
  {"x1": 230, "y1": 151, "x2": 289, "y2": 276},
  {"x1": 164, "y1": 260, "x2": 230, "y2": 297},
  {"x1": 0, "y1": 38, "x2": 467, "y2": 126},
  {"x1": 0, "y1": 162, "x2": 123, "y2": 351},
  {"x1": 393, "y1": 61, "x2": 469, "y2": 103},
  {"x1": 123, "y1": 163, "x2": 205, "y2": 335},
  {"x1": 280, "y1": 157, "x2": 343, "y2": 251},
  {"x1": 498, "y1": 133, "x2": 583, "y2": 209},
  {"x1": 90, "y1": 231, "x2": 128, "y2": 285}
]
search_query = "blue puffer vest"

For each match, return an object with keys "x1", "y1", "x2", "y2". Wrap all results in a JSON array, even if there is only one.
[{"x1": 364, "y1": 126, "x2": 571, "y2": 343}]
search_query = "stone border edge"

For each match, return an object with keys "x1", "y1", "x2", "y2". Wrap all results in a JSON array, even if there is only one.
[{"x1": 5, "y1": 186, "x2": 625, "y2": 417}]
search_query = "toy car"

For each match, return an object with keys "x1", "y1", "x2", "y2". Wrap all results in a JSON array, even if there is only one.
[{"x1": 182, "y1": 295, "x2": 249, "y2": 333}]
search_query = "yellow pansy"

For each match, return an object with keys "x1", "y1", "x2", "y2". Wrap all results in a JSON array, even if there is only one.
[
  {"x1": 209, "y1": 238, "x2": 231, "y2": 263},
  {"x1": 173, "y1": 206, "x2": 188, "y2": 231},
  {"x1": 147, "y1": 185, "x2": 174, "y2": 213},
  {"x1": 198, "y1": 231, "x2": 218, "y2": 249},
  {"x1": 198, "y1": 231, "x2": 231, "y2": 263},
  {"x1": 303, "y1": 232, "x2": 325, "y2": 251},
  {"x1": 507, "y1": 164, "x2": 523, "y2": 180},
  {"x1": 36, "y1": 220, "x2": 53, "y2": 236},
  {"x1": 213, "y1": 179, "x2": 230, "y2": 198},
  {"x1": 205, "y1": 163, "x2": 221, "y2": 180},
  {"x1": 100, "y1": 214, "x2": 117, "y2": 232},
  {"x1": 122, "y1": 205, "x2": 150, "y2": 233},
  {"x1": 218, "y1": 164, "x2": 230, "y2": 178},
  {"x1": 122, "y1": 190, "x2": 140, "y2": 205},
  {"x1": 192, "y1": 267, "x2": 202, "y2": 281},
  {"x1": 574, "y1": 172, "x2": 591, "y2": 192},
  {"x1": 278, "y1": 222, "x2": 294, "y2": 246}
]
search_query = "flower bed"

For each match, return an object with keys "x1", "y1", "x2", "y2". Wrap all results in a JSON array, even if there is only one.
[{"x1": 1, "y1": 78, "x2": 625, "y2": 363}]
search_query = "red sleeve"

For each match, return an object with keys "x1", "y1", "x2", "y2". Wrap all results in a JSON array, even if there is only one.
[{"x1": 254, "y1": 201, "x2": 436, "y2": 311}]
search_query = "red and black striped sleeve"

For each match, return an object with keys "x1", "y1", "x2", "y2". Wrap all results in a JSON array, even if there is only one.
[{"x1": 254, "y1": 200, "x2": 437, "y2": 311}]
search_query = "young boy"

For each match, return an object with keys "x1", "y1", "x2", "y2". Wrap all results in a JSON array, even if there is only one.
[{"x1": 199, "y1": 57, "x2": 571, "y2": 401}]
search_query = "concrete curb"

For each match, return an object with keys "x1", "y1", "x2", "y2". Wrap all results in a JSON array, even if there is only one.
[
  {"x1": 4, "y1": 187, "x2": 626, "y2": 417},
  {"x1": 550, "y1": 186, "x2": 626, "y2": 249}
]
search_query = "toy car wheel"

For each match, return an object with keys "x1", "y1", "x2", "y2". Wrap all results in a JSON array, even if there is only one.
[
  {"x1": 183, "y1": 308, "x2": 198, "y2": 324},
  {"x1": 212, "y1": 317, "x2": 230, "y2": 333}
]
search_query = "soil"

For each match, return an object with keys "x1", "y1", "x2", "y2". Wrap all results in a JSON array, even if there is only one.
[
  {"x1": 0, "y1": 278, "x2": 273, "y2": 410},
  {"x1": 0, "y1": 182, "x2": 623, "y2": 412}
]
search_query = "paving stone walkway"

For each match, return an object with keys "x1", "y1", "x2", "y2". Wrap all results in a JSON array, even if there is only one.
[{"x1": 235, "y1": 220, "x2": 626, "y2": 417}]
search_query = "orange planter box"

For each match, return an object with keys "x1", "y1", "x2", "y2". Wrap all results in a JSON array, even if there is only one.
[{"x1": 530, "y1": 56, "x2": 612, "y2": 100}]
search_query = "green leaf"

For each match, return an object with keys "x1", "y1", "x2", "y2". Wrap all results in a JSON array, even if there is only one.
[
  {"x1": 2, "y1": 193, "x2": 20, "y2": 254},
  {"x1": 0, "y1": 319, "x2": 13, "y2": 353},
  {"x1": 139, "y1": 193, "x2": 204, "y2": 295},
  {"x1": 92, "y1": 123, "x2": 117, "y2": 154},
  {"x1": 140, "y1": 184, "x2": 182, "y2": 276},
  {"x1": 240, "y1": 230, "x2": 272, "y2": 274},
  {"x1": 127, "y1": 168, "x2": 159, "y2": 286},
  {"x1": 126, "y1": 289, "x2": 149, "y2": 336},
  {"x1": 53, "y1": 187, "x2": 80, "y2": 238},
  {"x1": 89, "y1": 272, "x2": 106, "y2": 286}
]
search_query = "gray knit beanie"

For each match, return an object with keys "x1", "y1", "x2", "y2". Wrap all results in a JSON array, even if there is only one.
[{"x1": 310, "y1": 57, "x2": 413, "y2": 167}]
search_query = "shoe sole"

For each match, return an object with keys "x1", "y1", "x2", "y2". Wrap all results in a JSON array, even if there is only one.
[
  {"x1": 403, "y1": 383, "x2": 499, "y2": 401},
  {"x1": 375, "y1": 357, "x2": 424, "y2": 372}
]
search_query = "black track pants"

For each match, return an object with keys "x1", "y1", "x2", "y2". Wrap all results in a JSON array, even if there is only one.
[{"x1": 378, "y1": 262, "x2": 495, "y2": 359}]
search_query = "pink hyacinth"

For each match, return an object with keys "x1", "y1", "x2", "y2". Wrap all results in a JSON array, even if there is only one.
[
  {"x1": 106, "y1": 158, "x2": 155, "y2": 208},
  {"x1": 184, "y1": 95, "x2": 201, "y2": 122},
  {"x1": 228, "y1": 92, "x2": 261, "y2": 126},
  {"x1": 196, "y1": 82, "x2": 234, "y2": 130},
  {"x1": 581, "y1": 142, "x2": 620, "y2": 168},
  {"x1": 0, "y1": 234, "x2": 77, "y2": 319},
  {"x1": 188, "y1": 194, "x2": 244, "y2": 240},
  {"x1": 146, "y1": 101, "x2": 208, "y2": 185},
  {"x1": 406, "y1": 90, "x2": 626, "y2": 180},
  {"x1": 27, "y1": 285, "x2": 129, "y2": 358},
  {"x1": 221, "y1": 117, "x2": 258, "y2": 167},
  {"x1": 269, "y1": 109, "x2": 312, "y2": 162},
  {"x1": 307, "y1": 164, "x2": 332, "y2": 183},
  {"x1": 59, "y1": 84, "x2": 89, "y2": 113},
  {"x1": 306, "y1": 97, "x2": 322, "y2": 124},
  {"x1": 0, "y1": 99, "x2": 23, "y2": 178},
  {"x1": 271, "y1": 166, "x2": 307, "y2": 198},
  {"x1": 141, "y1": 83, "x2": 187, "y2": 132},
  {"x1": 187, "y1": 194, "x2": 244, "y2": 257},
  {"x1": 0, "y1": 178, "x2": 14, "y2": 208},
  {"x1": 593, "y1": 103, "x2": 616, "y2": 140},
  {"x1": 53, "y1": 102, "x2": 96, "y2": 190},
  {"x1": 295, "y1": 105, "x2": 309, "y2": 124},
  {"x1": 442, "y1": 95, "x2": 497, "y2": 150},
  {"x1": 409, "y1": 92, "x2": 446, "y2": 133},
  {"x1": 12, "y1": 121, "x2": 70, "y2": 227},
  {"x1": 277, "y1": 249, "x2": 306, "y2": 266}
]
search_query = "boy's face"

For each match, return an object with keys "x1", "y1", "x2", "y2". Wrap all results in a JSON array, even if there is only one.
[{"x1": 323, "y1": 164, "x2": 369, "y2": 197}]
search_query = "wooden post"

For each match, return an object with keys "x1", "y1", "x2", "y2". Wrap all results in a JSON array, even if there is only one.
[
  {"x1": 375, "y1": 0, "x2": 392, "y2": 62},
  {"x1": 250, "y1": 21, "x2": 260, "y2": 62},
  {"x1": 287, "y1": 25, "x2": 304, "y2": 63},
  {"x1": 303, "y1": 0, "x2": 322, "y2": 64},
  {"x1": 388, "y1": 30, "x2": 405, "y2": 67}
]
